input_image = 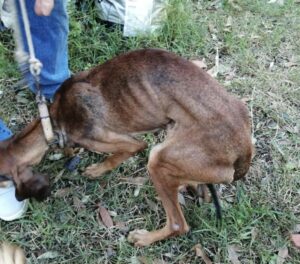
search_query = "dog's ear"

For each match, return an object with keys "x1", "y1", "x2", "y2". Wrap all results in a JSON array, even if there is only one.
[
  {"x1": 14, "y1": 167, "x2": 50, "y2": 201},
  {"x1": 0, "y1": 139, "x2": 10, "y2": 149}
]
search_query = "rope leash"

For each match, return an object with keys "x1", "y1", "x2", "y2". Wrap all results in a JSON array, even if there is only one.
[{"x1": 12, "y1": 0, "x2": 55, "y2": 144}]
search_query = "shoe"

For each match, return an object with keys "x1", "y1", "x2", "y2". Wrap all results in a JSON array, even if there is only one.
[{"x1": 0, "y1": 181, "x2": 29, "y2": 221}]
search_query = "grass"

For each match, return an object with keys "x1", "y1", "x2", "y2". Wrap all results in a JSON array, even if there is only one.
[{"x1": 0, "y1": 0, "x2": 300, "y2": 263}]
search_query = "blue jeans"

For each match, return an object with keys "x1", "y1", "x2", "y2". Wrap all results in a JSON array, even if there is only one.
[
  {"x1": 16, "y1": 0, "x2": 70, "y2": 100},
  {"x1": 0, "y1": 0, "x2": 69, "y2": 140}
]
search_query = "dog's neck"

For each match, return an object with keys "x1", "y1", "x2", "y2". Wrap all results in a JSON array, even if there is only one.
[{"x1": 0, "y1": 119, "x2": 49, "y2": 171}]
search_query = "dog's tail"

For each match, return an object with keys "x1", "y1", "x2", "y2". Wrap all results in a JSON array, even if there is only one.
[{"x1": 206, "y1": 184, "x2": 222, "y2": 221}]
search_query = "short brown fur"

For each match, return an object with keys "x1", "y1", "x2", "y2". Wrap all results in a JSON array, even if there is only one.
[{"x1": 0, "y1": 49, "x2": 253, "y2": 246}]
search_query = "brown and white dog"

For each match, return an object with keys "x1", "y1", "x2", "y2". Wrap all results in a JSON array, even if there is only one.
[{"x1": 0, "y1": 49, "x2": 253, "y2": 246}]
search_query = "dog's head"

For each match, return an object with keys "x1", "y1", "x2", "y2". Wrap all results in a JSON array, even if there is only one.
[
  {"x1": 14, "y1": 167, "x2": 50, "y2": 201},
  {"x1": 0, "y1": 125, "x2": 51, "y2": 201},
  {"x1": 0, "y1": 155, "x2": 50, "y2": 201},
  {"x1": 0, "y1": 167, "x2": 50, "y2": 202}
]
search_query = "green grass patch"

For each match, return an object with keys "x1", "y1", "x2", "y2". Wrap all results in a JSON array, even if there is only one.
[{"x1": 0, "y1": 0, "x2": 299, "y2": 263}]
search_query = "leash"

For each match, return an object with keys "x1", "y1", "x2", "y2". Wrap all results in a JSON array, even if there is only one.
[{"x1": 12, "y1": 0, "x2": 55, "y2": 144}]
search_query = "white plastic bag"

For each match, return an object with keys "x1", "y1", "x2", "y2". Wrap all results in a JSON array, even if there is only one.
[
  {"x1": 95, "y1": 0, "x2": 126, "y2": 25},
  {"x1": 0, "y1": 0, "x2": 15, "y2": 28},
  {"x1": 95, "y1": 0, "x2": 168, "y2": 36}
]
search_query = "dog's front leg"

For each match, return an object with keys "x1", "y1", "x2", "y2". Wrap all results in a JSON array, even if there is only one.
[
  {"x1": 75, "y1": 134, "x2": 147, "y2": 178},
  {"x1": 84, "y1": 151, "x2": 142, "y2": 178}
]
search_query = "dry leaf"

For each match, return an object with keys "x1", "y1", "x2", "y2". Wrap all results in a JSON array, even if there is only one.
[
  {"x1": 115, "y1": 221, "x2": 129, "y2": 233},
  {"x1": 99, "y1": 180, "x2": 107, "y2": 188},
  {"x1": 224, "y1": 69, "x2": 236, "y2": 83},
  {"x1": 290, "y1": 234, "x2": 300, "y2": 249},
  {"x1": 200, "y1": 184, "x2": 212, "y2": 203},
  {"x1": 145, "y1": 198, "x2": 158, "y2": 212},
  {"x1": 284, "y1": 61, "x2": 298, "y2": 68},
  {"x1": 137, "y1": 256, "x2": 148, "y2": 264},
  {"x1": 251, "y1": 227, "x2": 258, "y2": 242},
  {"x1": 134, "y1": 186, "x2": 141, "y2": 197},
  {"x1": 194, "y1": 244, "x2": 213, "y2": 264},
  {"x1": 48, "y1": 153, "x2": 64, "y2": 161},
  {"x1": 54, "y1": 187, "x2": 71, "y2": 198},
  {"x1": 178, "y1": 192, "x2": 186, "y2": 206},
  {"x1": 207, "y1": 66, "x2": 217, "y2": 77},
  {"x1": 208, "y1": 64, "x2": 232, "y2": 77},
  {"x1": 228, "y1": 245, "x2": 241, "y2": 264},
  {"x1": 109, "y1": 210, "x2": 118, "y2": 217},
  {"x1": 228, "y1": 0, "x2": 242, "y2": 10},
  {"x1": 130, "y1": 256, "x2": 140, "y2": 264},
  {"x1": 276, "y1": 246, "x2": 289, "y2": 264},
  {"x1": 81, "y1": 195, "x2": 90, "y2": 203},
  {"x1": 122, "y1": 176, "x2": 147, "y2": 186},
  {"x1": 191, "y1": 59, "x2": 207, "y2": 69},
  {"x1": 224, "y1": 16, "x2": 233, "y2": 32},
  {"x1": 106, "y1": 247, "x2": 116, "y2": 258},
  {"x1": 37, "y1": 251, "x2": 59, "y2": 259},
  {"x1": 208, "y1": 23, "x2": 217, "y2": 34},
  {"x1": 135, "y1": 256, "x2": 167, "y2": 264},
  {"x1": 16, "y1": 94, "x2": 29, "y2": 104},
  {"x1": 98, "y1": 204, "x2": 114, "y2": 228},
  {"x1": 73, "y1": 196, "x2": 86, "y2": 212},
  {"x1": 163, "y1": 252, "x2": 173, "y2": 258},
  {"x1": 207, "y1": 47, "x2": 219, "y2": 77},
  {"x1": 226, "y1": 16, "x2": 233, "y2": 27},
  {"x1": 211, "y1": 33, "x2": 218, "y2": 41},
  {"x1": 292, "y1": 224, "x2": 300, "y2": 233},
  {"x1": 250, "y1": 34, "x2": 260, "y2": 40},
  {"x1": 268, "y1": 0, "x2": 284, "y2": 5},
  {"x1": 53, "y1": 169, "x2": 64, "y2": 183}
]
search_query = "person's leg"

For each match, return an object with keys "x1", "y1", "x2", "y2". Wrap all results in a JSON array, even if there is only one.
[
  {"x1": 0, "y1": 0, "x2": 69, "y2": 142},
  {"x1": 16, "y1": 0, "x2": 69, "y2": 100}
]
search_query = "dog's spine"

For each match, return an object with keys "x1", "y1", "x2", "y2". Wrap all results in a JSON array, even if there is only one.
[{"x1": 206, "y1": 184, "x2": 222, "y2": 221}]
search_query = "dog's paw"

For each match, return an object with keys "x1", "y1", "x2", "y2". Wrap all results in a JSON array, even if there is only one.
[
  {"x1": 83, "y1": 164, "x2": 106, "y2": 179},
  {"x1": 127, "y1": 229, "x2": 152, "y2": 247}
]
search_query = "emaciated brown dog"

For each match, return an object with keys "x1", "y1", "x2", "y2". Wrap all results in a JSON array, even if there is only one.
[{"x1": 0, "y1": 49, "x2": 253, "y2": 246}]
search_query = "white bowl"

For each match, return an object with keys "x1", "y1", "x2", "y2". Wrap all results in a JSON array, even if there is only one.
[{"x1": 0, "y1": 181, "x2": 28, "y2": 221}]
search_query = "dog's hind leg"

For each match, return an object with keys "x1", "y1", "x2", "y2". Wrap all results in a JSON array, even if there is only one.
[
  {"x1": 128, "y1": 135, "x2": 235, "y2": 246},
  {"x1": 128, "y1": 144, "x2": 189, "y2": 247},
  {"x1": 76, "y1": 134, "x2": 147, "y2": 178}
]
